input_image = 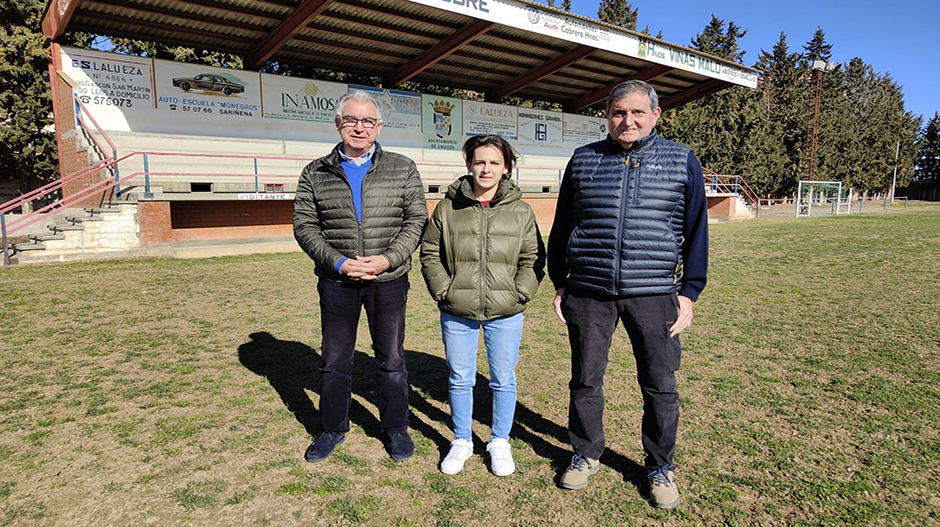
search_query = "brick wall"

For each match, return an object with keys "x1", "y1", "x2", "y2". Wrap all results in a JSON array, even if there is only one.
[
  {"x1": 135, "y1": 193, "x2": 742, "y2": 249},
  {"x1": 51, "y1": 45, "x2": 107, "y2": 209},
  {"x1": 170, "y1": 200, "x2": 293, "y2": 228},
  {"x1": 138, "y1": 201, "x2": 172, "y2": 246},
  {"x1": 706, "y1": 196, "x2": 734, "y2": 217}
]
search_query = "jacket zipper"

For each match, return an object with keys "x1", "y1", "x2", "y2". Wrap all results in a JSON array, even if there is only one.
[
  {"x1": 357, "y1": 164, "x2": 374, "y2": 256},
  {"x1": 355, "y1": 160, "x2": 378, "y2": 257},
  {"x1": 614, "y1": 154, "x2": 631, "y2": 290},
  {"x1": 479, "y1": 202, "x2": 488, "y2": 317},
  {"x1": 631, "y1": 158, "x2": 641, "y2": 207}
]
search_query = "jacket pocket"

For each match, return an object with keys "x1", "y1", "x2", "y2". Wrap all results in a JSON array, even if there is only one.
[{"x1": 442, "y1": 279, "x2": 455, "y2": 301}]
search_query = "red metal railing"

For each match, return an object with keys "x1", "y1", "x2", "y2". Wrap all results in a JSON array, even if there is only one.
[
  {"x1": 702, "y1": 167, "x2": 760, "y2": 216},
  {"x1": 2, "y1": 97, "x2": 768, "y2": 263}
]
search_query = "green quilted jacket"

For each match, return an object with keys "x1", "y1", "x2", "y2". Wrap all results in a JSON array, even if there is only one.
[
  {"x1": 293, "y1": 143, "x2": 428, "y2": 283},
  {"x1": 421, "y1": 176, "x2": 545, "y2": 320}
]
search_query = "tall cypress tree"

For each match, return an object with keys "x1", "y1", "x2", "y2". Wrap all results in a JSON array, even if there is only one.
[{"x1": 597, "y1": 0, "x2": 638, "y2": 30}]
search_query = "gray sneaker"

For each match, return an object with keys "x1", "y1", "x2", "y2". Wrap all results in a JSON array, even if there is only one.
[
  {"x1": 648, "y1": 465, "x2": 680, "y2": 508},
  {"x1": 560, "y1": 453, "x2": 599, "y2": 490}
]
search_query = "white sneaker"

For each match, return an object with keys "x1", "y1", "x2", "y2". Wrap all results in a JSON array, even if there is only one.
[
  {"x1": 440, "y1": 438, "x2": 474, "y2": 475},
  {"x1": 487, "y1": 438, "x2": 515, "y2": 477}
]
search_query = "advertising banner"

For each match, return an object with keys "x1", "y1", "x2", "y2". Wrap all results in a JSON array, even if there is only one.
[
  {"x1": 261, "y1": 76, "x2": 346, "y2": 142},
  {"x1": 463, "y1": 101, "x2": 518, "y2": 140},
  {"x1": 154, "y1": 60, "x2": 262, "y2": 131},
  {"x1": 563, "y1": 113, "x2": 604, "y2": 146},
  {"x1": 405, "y1": 0, "x2": 757, "y2": 88},
  {"x1": 60, "y1": 47, "x2": 155, "y2": 131},
  {"x1": 262, "y1": 76, "x2": 346, "y2": 123},
  {"x1": 518, "y1": 108, "x2": 563, "y2": 149},
  {"x1": 422, "y1": 95, "x2": 462, "y2": 151},
  {"x1": 352, "y1": 85, "x2": 423, "y2": 147},
  {"x1": 636, "y1": 39, "x2": 759, "y2": 88}
]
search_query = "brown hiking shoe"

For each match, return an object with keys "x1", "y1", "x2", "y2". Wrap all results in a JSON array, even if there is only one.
[
  {"x1": 648, "y1": 465, "x2": 680, "y2": 508},
  {"x1": 560, "y1": 454, "x2": 600, "y2": 490}
]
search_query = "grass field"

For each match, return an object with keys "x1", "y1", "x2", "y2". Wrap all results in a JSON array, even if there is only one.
[{"x1": 1, "y1": 205, "x2": 938, "y2": 527}]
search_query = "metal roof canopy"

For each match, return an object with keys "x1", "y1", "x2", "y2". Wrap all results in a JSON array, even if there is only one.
[{"x1": 43, "y1": 0, "x2": 758, "y2": 112}]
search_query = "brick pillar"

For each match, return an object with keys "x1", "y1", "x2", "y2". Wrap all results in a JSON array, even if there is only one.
[
  {"x1": 49, "y1": 43, "x2": 108, "y2": 209},
  {"x1": 138, "y1": 201, "x2": 172, "y2": 247}
]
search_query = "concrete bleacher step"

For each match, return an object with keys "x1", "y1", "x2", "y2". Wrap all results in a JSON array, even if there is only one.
[
  {"x1": 13, "y1": 241, "x2": 45, "y2": 252},
  {"x1": 66, "y1": 214, "x2": 102, "y2": 224},
  {"x1": 50, "y1": 223, "x2": 85, "y2": 232},
  {"x1": 29, "y1": 234, "x2": 65, "y2": 242},
  {"x1": 85, "y1": 207, "x2": 120, "y2": 214}
]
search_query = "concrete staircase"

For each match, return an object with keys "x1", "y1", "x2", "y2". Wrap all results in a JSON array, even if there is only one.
[
  {"x1": 9, "y1": 203, "x2": 168, "y2": 264},
  {"x1": 737, "y1": 196, "x2": 757, "y2": 219}
]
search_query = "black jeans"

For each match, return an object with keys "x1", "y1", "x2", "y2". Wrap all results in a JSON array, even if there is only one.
[
  {"x1": 317, "y1": 276, "x2": 410, "y2": 437},
  {"x1": 561, "y1": 288, "x2": 681, "y2": 469}
]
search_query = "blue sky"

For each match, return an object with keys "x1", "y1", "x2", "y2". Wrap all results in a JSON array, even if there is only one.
[{"x1": 568, "y1": 0, "x2": 939, "y2": 125}]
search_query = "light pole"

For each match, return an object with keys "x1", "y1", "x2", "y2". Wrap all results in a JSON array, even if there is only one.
[
  {"x1": 804, "y1": 60, "x2": 835, "y2": 181},
  {"x1": 890, "y1": 141, "x2": 899, "y2": 204}
]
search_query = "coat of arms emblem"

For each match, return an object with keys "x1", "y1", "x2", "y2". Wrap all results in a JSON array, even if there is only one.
[{"x1": 428, "y1": 100, "x2": 456, "y2": 139}]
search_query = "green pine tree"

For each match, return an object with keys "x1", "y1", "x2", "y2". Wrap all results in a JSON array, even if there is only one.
[
  {"x1": 597, "y1": 0, "x2": 638, "y2": 30},
  {"x1": 640, "y1": 26, "x2": 665, "y2": 39},
  {"x1": 690, "y1": 14, "x2": 747, "y2": 63},
  {"x1": 914, "y1": 112, "x2": 940, "y2": 185},
  {"x1": 0, "y1": 0, "x2": 90, "y2": 199},
  {"x1": 803, "y1": 27, "x2": 833, "y2": 64},
  {"x1": 745, "y1": 32, "x2": 805, "y2": 195},
  {"x1": 660, "y1": 15, "x2": 751, "y2": 188}
]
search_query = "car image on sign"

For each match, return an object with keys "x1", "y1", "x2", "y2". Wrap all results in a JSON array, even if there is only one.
[{"x1": 171, "y1": 73, "x2": 245, "y2": 95}]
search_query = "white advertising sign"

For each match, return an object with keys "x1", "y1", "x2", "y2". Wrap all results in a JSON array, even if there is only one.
[
  {"x1": 518, "y1": 108, "x2": 563, "y2": 149},
  {"x1": 422, "y1": 95, "x2": 463, "y2": 151},
  {"x1": 60, "y1": 47, "x2": 155, "y2": 132},
  {"x1": 262, "y1": 76, "x2": 346, "y2": 123},
  {"x1": 352, "y1": 85, "x2": 423, "y2": 147},
  {"x1": 636, "y1": 39, "x2": 759, "y2": 88},
  {"x1": 154, "y1": 60, "x2": 262, "y2": 131},
  {"x1": 404, "y1": 0, "x2": 757, "y2": 88},
  {"x1": 563, "y1": 113, "x2": 604, "y2": 146},
  {"x1": 463, "y1": 101, "x2": 518, "y2": 140}
]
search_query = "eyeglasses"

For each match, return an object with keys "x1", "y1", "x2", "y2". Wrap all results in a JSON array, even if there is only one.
[{"x1": 340, "y1": 115, "x2": 379, "y2": 129}]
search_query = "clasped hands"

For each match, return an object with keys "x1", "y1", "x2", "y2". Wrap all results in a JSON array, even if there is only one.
[{"x1": 340, "y1": 255, "x2": 390, "y2": 281}]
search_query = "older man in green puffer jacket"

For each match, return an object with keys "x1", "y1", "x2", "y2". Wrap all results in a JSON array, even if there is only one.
[{"x1": 294, "y1": 90, "x2": 427, "y2": 465}]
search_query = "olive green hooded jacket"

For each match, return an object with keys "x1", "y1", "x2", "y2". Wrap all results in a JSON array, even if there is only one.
[
  {"x1": 421, "y1": 176, "x2": 545, "y2": 320},
  {"x1": 293, "y1": 143, "x2": 428, "y2": 283}
]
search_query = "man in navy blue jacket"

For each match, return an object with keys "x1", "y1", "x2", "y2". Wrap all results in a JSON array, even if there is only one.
[{"x1": 547, "y1": 80, "x2": 708, "y2": 508}]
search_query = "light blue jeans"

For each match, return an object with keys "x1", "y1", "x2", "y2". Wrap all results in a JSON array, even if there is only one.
[{"x1": 441, "y1": 312, "x2": 524, "y2": 441}]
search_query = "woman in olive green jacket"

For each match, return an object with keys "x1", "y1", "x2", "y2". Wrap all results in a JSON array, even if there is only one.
[{"x1": 421, "y1": 135, "x2": 544, "y2": 477}]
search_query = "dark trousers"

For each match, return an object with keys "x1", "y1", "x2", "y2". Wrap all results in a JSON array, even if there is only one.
[
  {"x1": 317, "y1": 276, "x2": 410, "y2": 437},
  {"x1": 562, "y1": 288, "x2": 681, "y2": 469}
]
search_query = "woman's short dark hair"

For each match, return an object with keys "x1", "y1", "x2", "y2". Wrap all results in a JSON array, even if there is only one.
[{"x1": 462, "y1": 135, "x2": 519, "y2": 178}]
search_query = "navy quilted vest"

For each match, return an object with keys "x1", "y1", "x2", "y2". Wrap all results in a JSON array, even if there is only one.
[{"x1": 566, "y1": 131, "x2": 690, "y2": 296}]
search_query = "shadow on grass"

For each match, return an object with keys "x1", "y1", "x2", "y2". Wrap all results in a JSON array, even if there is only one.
[{"x1": 237, "y1": 331, "x2": 645, "y2": 492}]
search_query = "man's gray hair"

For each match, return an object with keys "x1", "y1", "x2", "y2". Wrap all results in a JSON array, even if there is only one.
[
  {"x1": 607, "y1": 80, "x2": 659, "y2": 113},
  {"x1": 336, "y1": 90, "x2": 384, "y2": 122}
]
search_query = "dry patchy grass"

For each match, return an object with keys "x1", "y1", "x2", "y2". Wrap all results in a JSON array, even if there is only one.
[{"x1": 0, "y1": 205, "x2": 938, "y2": 526}]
